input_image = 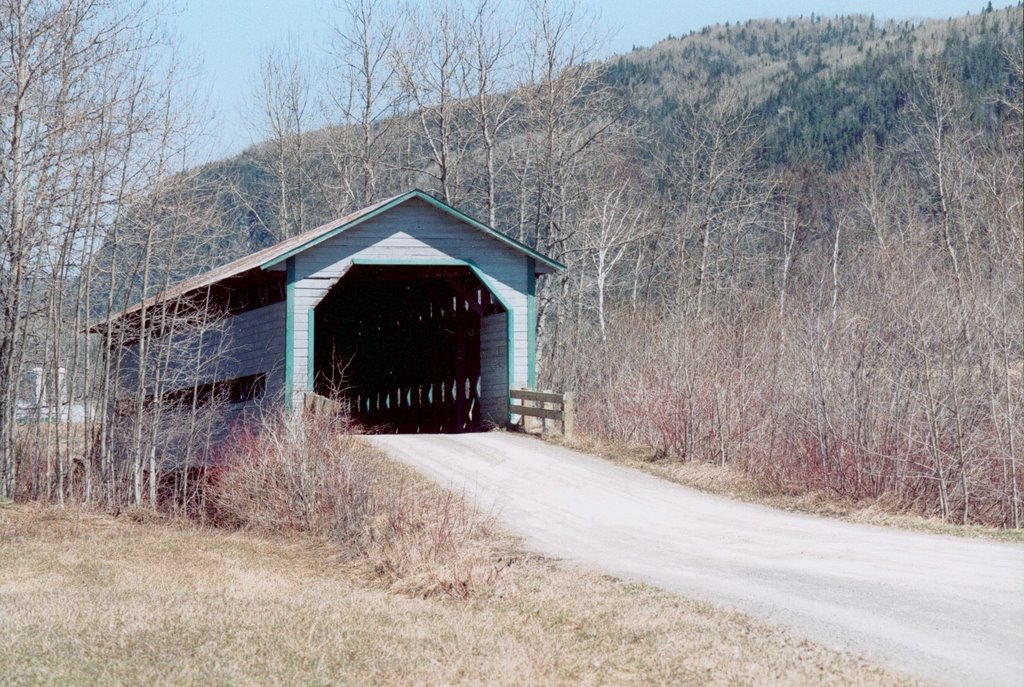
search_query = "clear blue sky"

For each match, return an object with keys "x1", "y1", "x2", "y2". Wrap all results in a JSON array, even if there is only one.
[{"x1": 168, "y1": 0, "x2": 1003, "y2": 160}]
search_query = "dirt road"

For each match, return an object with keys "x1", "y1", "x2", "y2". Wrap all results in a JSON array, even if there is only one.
[{"x1": 369, "y1": 432, "x2": 1024, "y2": 687}]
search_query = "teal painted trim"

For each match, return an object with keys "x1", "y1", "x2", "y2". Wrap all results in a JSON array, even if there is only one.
[
  {"x1": 458, "y1": 262, "x2": 515, "y2": 412},
  {"x1": 284, "y1": 258, "x2": 295, "y2": 409},
  {"x1": 351, "y1": 257, "x2": 468, "y2": 267},
  {"x1": 505, "y1": 306, "x2": 515, "y2": 424},
  {"x1": 412, "y1": 191, "x2": 567, "y2": 273},
  {"x1": 307, "y1": 307, "x2": 315, "y2": 391},
  {"x1": 260, "y1": 189, "x2": 566, "y2": 273},
  {"x1": 526, "y1": 258, "x2": 537, "y2": 388},
  {"x1": 461, "y1": 262, "x2": 515, "y2": 417},
  {"x1": 262, "y1": 193, "x2": 415, "y2": 269},
  {"x1": 467, "y1": 264, "x2": 512, "y2": 309}
]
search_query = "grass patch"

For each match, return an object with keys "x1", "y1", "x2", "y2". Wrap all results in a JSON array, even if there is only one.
[
  {"x1": 544, "y1": 432, "x2": 1024, "y2": 543},
  {"x1": 0, "y1": 503, "x2": 922, "y2": 686}
]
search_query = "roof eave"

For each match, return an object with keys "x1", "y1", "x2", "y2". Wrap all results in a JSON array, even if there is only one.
[{"x1": 259, "y1": 191, "x2": 417, "y2": 270}]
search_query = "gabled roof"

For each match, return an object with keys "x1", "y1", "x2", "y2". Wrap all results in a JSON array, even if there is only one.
[
  {"x1": 99, "y1": 189, "x2": 564, "y2": 326},
  {"x1": 261, "y1": 189, "x2": 566, "y2": 272}
]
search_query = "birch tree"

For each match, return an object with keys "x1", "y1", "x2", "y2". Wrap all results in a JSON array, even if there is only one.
[
  {"x1": 393, "y1": 0, "x2": 472, "y2": 204},
  {"x1": 249, "y1": 40, "x2": 314, "y2": 239},
  {"x1": 326, "y1": 0, "x2": 402, "y2": 208}
]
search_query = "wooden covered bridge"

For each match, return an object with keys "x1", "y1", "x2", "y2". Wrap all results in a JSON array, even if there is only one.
[{"x1": 106, "y1": 190, "x2": 565, "y2": 433}]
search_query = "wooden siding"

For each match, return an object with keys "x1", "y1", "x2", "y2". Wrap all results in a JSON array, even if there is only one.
[
  {"x1": 220, "y1": 301, "x2": 287, "y2": 403},
  {"x1": 289, "y1": 197, "x2": 531, "y2": 414},
  {"x1": 479, "y1": 311, "x2": 508, "y2": 425},
  {"x1": 115, "y1": 301, "x2": 286, "y2": 408}
]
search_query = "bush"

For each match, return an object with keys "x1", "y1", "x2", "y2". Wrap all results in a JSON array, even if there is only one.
[{"x1": 211, "y1": 410, "x2": 505, "y2": 598}]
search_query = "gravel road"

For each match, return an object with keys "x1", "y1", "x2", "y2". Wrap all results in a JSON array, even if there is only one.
[{"x1": 369, "y1": 432, "x2": 1024, "y2": 687}]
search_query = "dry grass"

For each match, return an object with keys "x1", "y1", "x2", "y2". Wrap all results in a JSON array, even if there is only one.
[
  {"x1": 211, "y1": 412, "x2": 505, "y2": 599},
  {"x1": 545, "y1": 433, "x2": 1024, "y2": 544},
  {"x1": 0, "y1": 502, "x2": 923, "y2": 686}
]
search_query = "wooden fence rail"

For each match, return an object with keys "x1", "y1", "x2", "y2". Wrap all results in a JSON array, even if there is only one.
[{"x1": 509, "y1": 388, "x2": 574, "y2": 437}]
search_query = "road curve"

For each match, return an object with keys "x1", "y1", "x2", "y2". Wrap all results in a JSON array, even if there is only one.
[{"x1": 368, "y1": 432, "x2": 1024, "y2": 687}]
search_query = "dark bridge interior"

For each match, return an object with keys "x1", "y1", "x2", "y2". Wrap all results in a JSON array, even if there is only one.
[{"x1": 313, "y1": 264, "x2": 505, "y2": 433}]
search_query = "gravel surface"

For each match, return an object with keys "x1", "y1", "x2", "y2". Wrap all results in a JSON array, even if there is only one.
[{"x1": 369, "y1": 431, "x2": 1024, "y2": 687}]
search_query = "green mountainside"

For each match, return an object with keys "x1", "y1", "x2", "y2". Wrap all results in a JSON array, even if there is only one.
[{"x1": 606, "y1": 7, "x2": 1021, "y2": 169}]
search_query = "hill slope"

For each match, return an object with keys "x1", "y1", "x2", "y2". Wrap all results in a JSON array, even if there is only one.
[
  {"x1": 184, "y1": 5, "x2": 1022, "y2": 259},
  {"x1": 607, "y1": 8, "x2": 1021, "y2": 169}
]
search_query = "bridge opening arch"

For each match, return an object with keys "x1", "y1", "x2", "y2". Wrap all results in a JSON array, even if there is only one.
[{"x1": 313, "y1": 263, "x2": 509, "y2": 433}]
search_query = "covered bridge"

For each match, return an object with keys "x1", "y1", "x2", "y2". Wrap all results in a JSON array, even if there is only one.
[{"x1": 104, "y1": 190, "x2": 564, "y2": 433}]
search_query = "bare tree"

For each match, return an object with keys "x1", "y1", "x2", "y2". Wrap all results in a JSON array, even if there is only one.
[
  {"x1": 571, "y1": 170, "x2": 654, "y2": 341},
  {"x1": 465, "y1": 0, "x2": 521, "y2": 225},
  {"x1": 393, "y1": 0, "x2": 473, "y2": 204},
  {"x1": 662, "y1": 90, "x2": 775, "y2": 315},
  {"x1": 248, "y1": 39, "x2": 314, "y2": 239},
  {"x1": 0, "y1": 0, "x2": 238, "y2": 511},
  {"x1": 0, "y1": 0, "x2": 163, "y2": 499},
  {"x1": 326, "y1": 0, "x2": 402, "y2": 208}
]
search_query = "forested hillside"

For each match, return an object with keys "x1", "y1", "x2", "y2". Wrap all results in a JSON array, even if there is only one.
[
  {"x1": 607, "y1": 8, "x2": 1020, "y2": 169},
  {"x1": 2, "y1": 0, "x2": 1021, "y2": 527},
  {"x1": 200, "y1": 5, "x2": 1023, "y2": 251}
]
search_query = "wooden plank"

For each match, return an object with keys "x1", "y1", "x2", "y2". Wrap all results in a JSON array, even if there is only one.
[
  {"x1": 509, "y1": 403, "x2": 563, "y2": 421},
  {"x1": 562, "y1": 392, "x2": 575, "y2": 438},
  {"x1": 510, "y1": 388, "x2": 563, "y2": 403},
  {"x1": 480, "y1": 311, "x2": 508, "y2": 426},
  {"x1": 304, "y1": 392, "x2": 344, "y2": 417}
]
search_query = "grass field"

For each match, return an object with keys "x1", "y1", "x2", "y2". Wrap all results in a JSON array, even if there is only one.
[{"x1": 0, "y1": 502, "x2": 921, "y2": 686}]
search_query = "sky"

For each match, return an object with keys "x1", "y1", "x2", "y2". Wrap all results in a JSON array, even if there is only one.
[{"x1": 167, "y1": 0, "x2": 1003, "y2": 160}]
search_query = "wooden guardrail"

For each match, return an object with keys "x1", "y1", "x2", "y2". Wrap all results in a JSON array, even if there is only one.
[
  {"x1": 509, "y1": 388, "x2": 574, "y2": 437},
  {"x1": 304, "y1": 391, "x2": 346, "y2": 417}
]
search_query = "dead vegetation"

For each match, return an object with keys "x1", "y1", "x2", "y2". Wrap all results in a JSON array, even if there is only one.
[
  {"x1": 210, "y1": 411, "x2": 504, "y2": 599},
  {"x1": 546, "y1": 432, "x2": 1024, "y2": 543},
  {"x1": 0, "y1": 501, "x2": 923, "y2": 686}
]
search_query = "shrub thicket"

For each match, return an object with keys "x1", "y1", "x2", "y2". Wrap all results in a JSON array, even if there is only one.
[{"x1": 211, "y1": 411, "x2": 506, "y2": 598}]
